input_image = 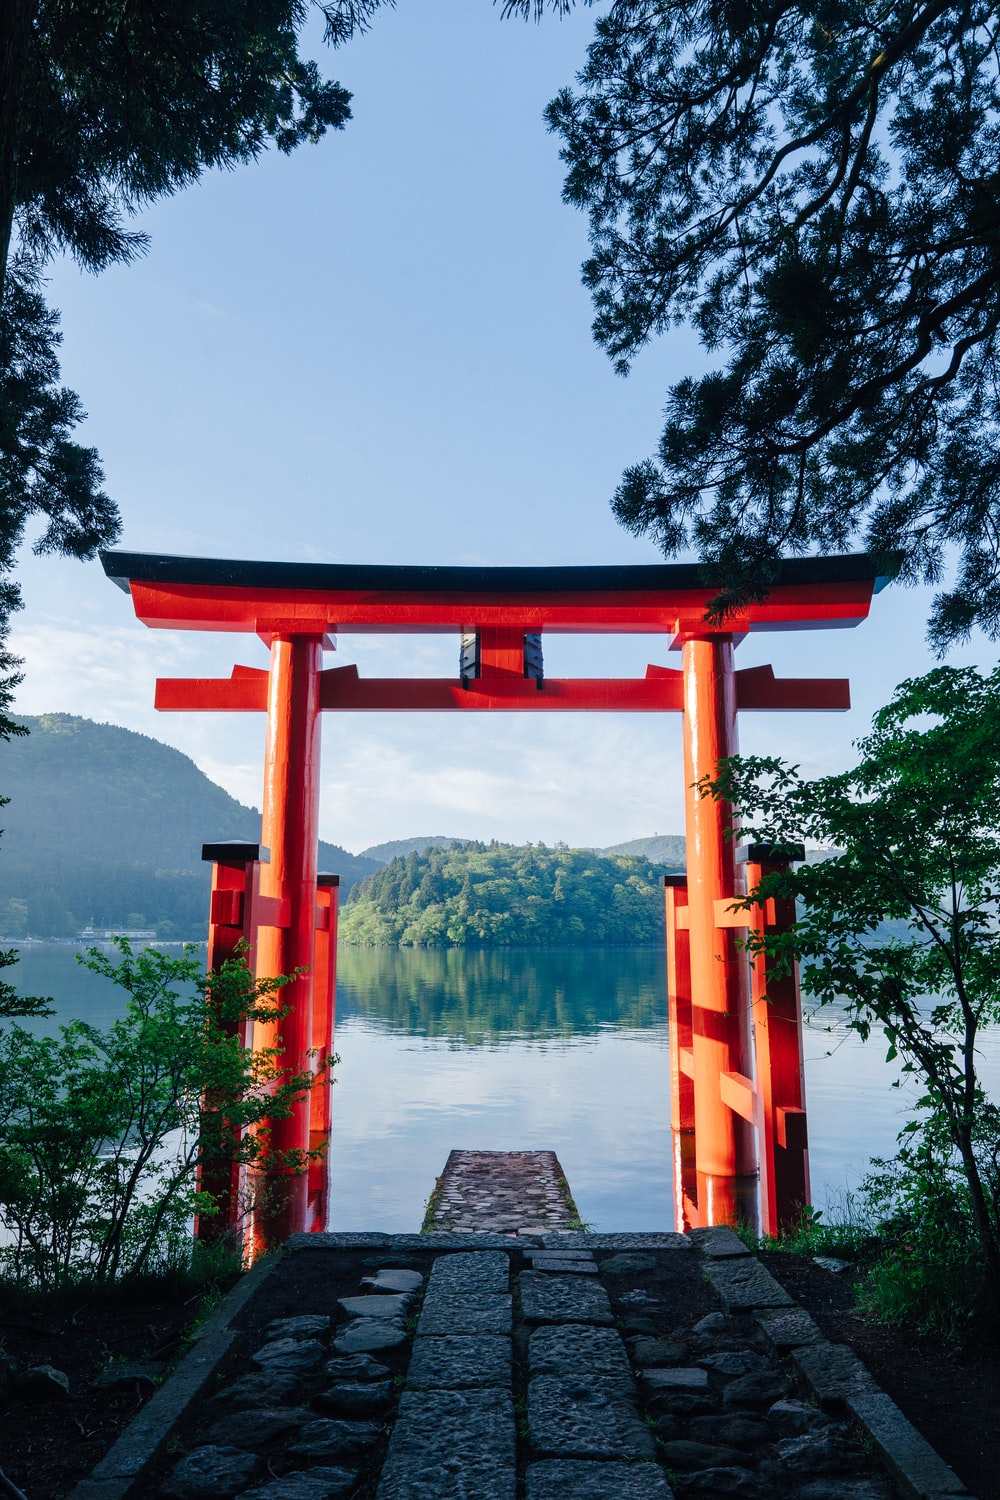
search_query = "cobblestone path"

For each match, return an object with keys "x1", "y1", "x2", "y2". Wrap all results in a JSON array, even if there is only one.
[{"x1": 129, "y1": 1229, "x2": 973, "y2": 1500}]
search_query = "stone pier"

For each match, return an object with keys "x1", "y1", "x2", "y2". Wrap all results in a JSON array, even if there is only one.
[{"x1": 422, "y1": 1150, "x2": 581, "y2": 1235}]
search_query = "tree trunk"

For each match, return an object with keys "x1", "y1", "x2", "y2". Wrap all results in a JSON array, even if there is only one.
[
  {"x1": 0, "y1": 0, "x2": 32, "y2": 296},
  {"x1": 953, "y1": 1121, "x2": 1000, "y2": 1320}
]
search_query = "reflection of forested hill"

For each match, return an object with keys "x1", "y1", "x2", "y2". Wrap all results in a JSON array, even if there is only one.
[
  {"x1": 0, "y1": 715, "x2": 378, "y2": 938},
  {"x1": 335, "y1": 945, "x2": 667, "y2": 1041},
  {"x1": 339, "y1": 843, "x2": 677, "y2": 948}
]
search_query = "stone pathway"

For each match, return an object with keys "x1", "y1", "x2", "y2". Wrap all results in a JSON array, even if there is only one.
[
  {"x1": 425, "y1": 1150, "x2": 579, "y2": 1234},
  {"x1": 128, "y1": 1229, "x2": 974, "y2": 1500}
]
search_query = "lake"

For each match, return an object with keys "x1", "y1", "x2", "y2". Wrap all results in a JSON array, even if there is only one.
[{"x1": 9, "y1": 943, "x2": 991, "y2": 1233}]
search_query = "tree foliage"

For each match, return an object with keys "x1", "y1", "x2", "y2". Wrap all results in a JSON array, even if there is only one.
[
  {"x1": 0, "y1": 0, "x2": 367, "y2": 734},
  {"x1": 545, "y1": 0, "x2": 1000, "y2": 645},
  {"x1": 340, "y1": 841, "x2": 676, "y2": 947},
  {"x1": 0, "y1": 940, "x2": 330, "y2": 1287},
  {"x1": 706, "y1": 665, "x2": 1000, "y2": 1316},
  {"x1": 0, "y1": 0, "x2": 360, "y2": 285}
]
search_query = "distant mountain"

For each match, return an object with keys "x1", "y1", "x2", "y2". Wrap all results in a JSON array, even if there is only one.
[
  {"x1": 359, "y1": 836, "x2": 465, "y2": 865},
  {"x1": 597, "y1": 835, "x2": 685, "y2": 866},
  {"x1": 0, "y1": 715, "x2": 379, "y2": 939}
]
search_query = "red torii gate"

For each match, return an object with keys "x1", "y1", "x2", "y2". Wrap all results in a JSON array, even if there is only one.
[{"x1": 103, "y1": 549, "x2": 890, "y2": 1245}]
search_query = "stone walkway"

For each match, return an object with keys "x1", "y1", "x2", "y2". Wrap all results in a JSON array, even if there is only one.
[
  {"x1": 424, "y1": 1150, "x2": 580, "y2": 1235},
  {"x1": 122, "y1": 1229, "x2": 974, "y2": 1500},
  {"x1": 74, "y1": 1159, "x2": 973, "y2": 1500}
]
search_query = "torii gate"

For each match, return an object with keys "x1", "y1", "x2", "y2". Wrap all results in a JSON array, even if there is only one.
[{"x1": 102, "y1": 549, "x2": 890, "y2": 1246}]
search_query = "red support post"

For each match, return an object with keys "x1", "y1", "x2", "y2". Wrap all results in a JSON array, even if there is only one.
[
  {"x1": 739, "y1": 844, "x2": 811, "y2": 1236},
  {"x1": 307, "y1": 874, "x2": 340, "y2": 1231},
  {"x1": 680, "y1": 635, "x2": 757, "y2": 1226},
  {"x1": 253, "y1": 633, "x2": 324, "y2": 1246},
  {"x1": 197, "y1": 841, "x2": 265, "y2": 1247},
  {"x1": 664, "y1": 875, "x2": 697, "y2": 1230}
]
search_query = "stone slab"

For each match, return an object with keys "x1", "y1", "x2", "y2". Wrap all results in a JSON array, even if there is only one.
[
  {"x1": 754, "y1": 1307, "x2": 825, "y2": 1353},
  {"x1": 540, "y1": 1233, "x2": 692, "y2": 1251},
  {"x1": 529, "y1": 1257, "x2": 600, "y2": 1274},
  {"x1": 377, "y1": 1388, "x2": 516, "y2": 1500},
  {"x1": 527, "y1": 1374, "x2": 656, "y2": 1461},
  {"x1": 629, "y1": 1338, "x2": 687, "y2": 1368},
  {"x1": 361, "y1": 1269, "x2": 425, "y2": 1293},
  {"x1": 792, "y1": 1342, "x2": 878, "y2": 1404},
  {"x1": 324, "y1": 1354, "x2": 393, "y2": 1384},
  {"x1": 406, "y1": 1334, "x2": 511, "y2": 1390},
  {"x1": 338, "y1": 1294, "x2": 412, "y2": 1319},
  {"x1": 600, "y1": 1253, "x2": 656, "y2": 1277},
  {"x1": 314, "y1": 1381, "x2": 393, "y2": 1418},
  {"x1": 242, "y1": 1472, "x2": 357, "y2": 1500},
  {"x1": 286, "y1": 1233, "x2": 519, "y2": 1251},
  {"x1": 526, "y1": 1460, "x2": 676, "y2": 1499},
  {"x1": 641, "y1": 1368, "x2": 710, "y2": 1392},
  {"x1": 427, "y1": 1250, "x2": 510, "y2": 1295},
  {"x1": 796, "y1": 1482, "x2": 896, "y2": 1500},
  {"x1": 159, "y1": 1443, "x2": 263, "y2": 1497},
  {"x1": 688, "y1": 1226, "x2": 751, "y2": 1259},
  {"x1": 206, "y1": 1406, "x2": 313, "y2": 1450},
  {"x1": 525, "y1": 1250, "x2": 596, "y2": 1263},
  {"x1": 416, "y1": 1292, "x2": 512, "y2": 1336},
  {"x1": 528, "y1": 1324, "x2": 634, "y2": 1390},
  {"x1": 287, "y1": 1417, "x2": 381, "y2": 1462},
  {"x1": 63, "y1": 1484, "x2": 135, "y2": 1500},
  {"x1": 332, "y1": 1320, "x2": 408, "y2": 1354},
  {"x1": 252, "y1": 1337, "x2": 326, "y2": 1371},
  {"x1": 519, "y1": 1272, "x2": 614, "y2": 1326},
  {"x1": 287, "y1": 1232, "x2": 394, "y2": 1249},
  {"x1": 264, "y1": 1314, "x2": 332, "y2": 1342},
  {"x1": 847, "y1": 1390, "x2": 971, "y2": 1498},
  {"x1": 704, "y1": 1258, "x2": 796, "y2": 1311}
]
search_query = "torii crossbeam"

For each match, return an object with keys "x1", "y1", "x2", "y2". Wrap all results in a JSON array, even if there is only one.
[{"x1": 103, "y1": 549, "x2": 892, "y2": 1245}]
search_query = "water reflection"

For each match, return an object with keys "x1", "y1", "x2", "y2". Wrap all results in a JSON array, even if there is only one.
[
  {"x1": 335, "y1": 946, "x2": 667, "y2": 1041},
  {"x1": 7, "y1": 944, "x2": 998, "y2": 1232}
]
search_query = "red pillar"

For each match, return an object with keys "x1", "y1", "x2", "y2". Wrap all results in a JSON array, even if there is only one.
[
  {"x1": 307, "y1": 874, "x2": 339, "y2": 1231},
  {"x1": 196, "y1": 842, "x2": 261, "y2": 1245},
  {"x1": 740, "y1": 844, "x2": 810, "y2": 1235},
  {"x1": 254, "y1": 633, "x2": 324, "y2": 1243},
  {"x1": 680, "y1": 634, "x2": 756, "y2": 1224},
  {"x1": 664, "y1": 875, "x2": 696, "y2": 1230}
]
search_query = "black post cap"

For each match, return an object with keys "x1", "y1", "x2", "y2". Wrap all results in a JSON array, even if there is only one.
[
  {"x1": 662, "y1": 874, "x2": 688, "y2": 887},
  {"x1": 735, "y1": 842, "x2": 805, "y2": 866},
  {"x1": 202, "y1": 840, "x2": 270, "y2": 864},
  {"x1": 317, "y1": 873, "x2": 340, "y2": 886}
]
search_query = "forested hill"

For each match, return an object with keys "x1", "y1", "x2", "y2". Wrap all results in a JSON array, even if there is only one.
[
  {"x1": 0, "y1": 715, "x2": 378, "y2": 939},
  {"x1": 338, "y1": 843, "x2": 682, "y2": 947}
]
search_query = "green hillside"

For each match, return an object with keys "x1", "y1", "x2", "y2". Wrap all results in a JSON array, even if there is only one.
[
  {"x1": 360, "y1": 834, "x2": 688, "y2": 868},
  {"x1": 339, "y1": 842, "x2": 675, "y2": 947},
  {"x1": 359, "y1": 835, "x2": 464, "y2": 864},
  {"x1": 0, "y1": 715, "x2": 378, "y2": 939}
]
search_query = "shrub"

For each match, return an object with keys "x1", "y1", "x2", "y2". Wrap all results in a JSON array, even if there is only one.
[{"x1": 0, "y1": 940, "x2": 331, "y2": 1287}]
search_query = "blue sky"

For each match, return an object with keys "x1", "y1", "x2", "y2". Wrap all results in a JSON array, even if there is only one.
[{"x1": 9, "y1": 0, "x2": 995, "y2": 853}]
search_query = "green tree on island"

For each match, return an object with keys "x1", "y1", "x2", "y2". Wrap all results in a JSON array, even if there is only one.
[
  {"x1": 706, "y1": 665, "x2": 1000, "y2": 1329},
  {"x1": 340, "y1": 842, "x2": 677, "y2": 948},
  {"x1": 537, "y1": 0, "x2": 1000, "y2": 644}
]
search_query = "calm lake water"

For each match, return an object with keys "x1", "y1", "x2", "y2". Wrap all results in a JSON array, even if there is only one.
[{"x1": 10, "y1": 943, "x2": 997, "y2": 1233}]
